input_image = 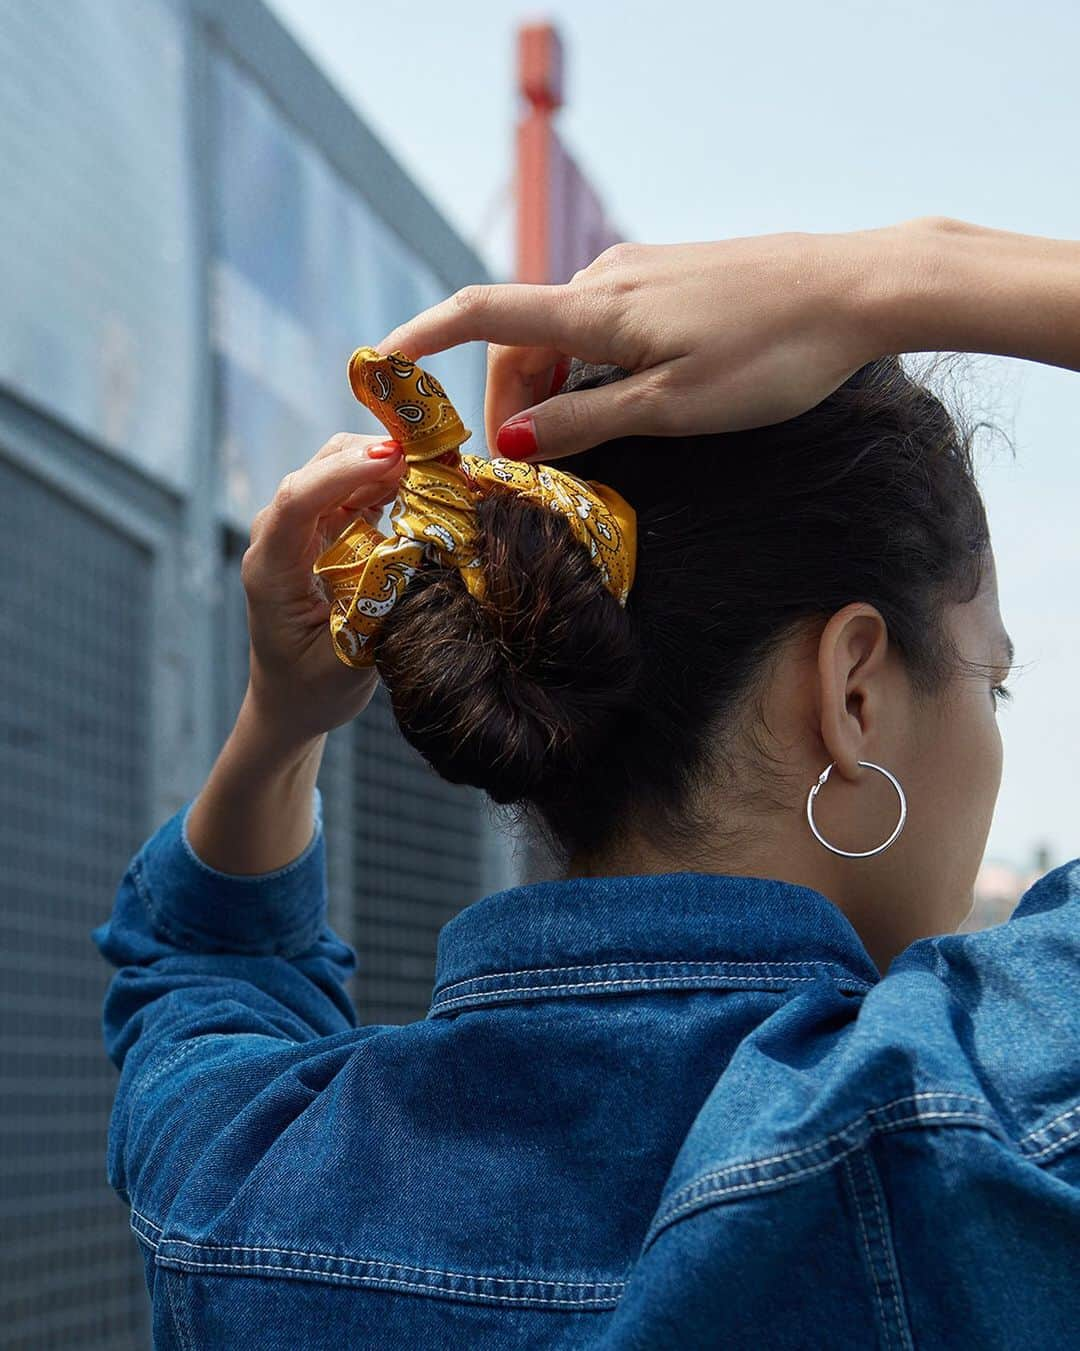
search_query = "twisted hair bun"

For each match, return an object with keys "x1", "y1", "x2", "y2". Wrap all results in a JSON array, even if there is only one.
[{"x1": 374, "y1": 486, "x2": 642, "y2": 806}]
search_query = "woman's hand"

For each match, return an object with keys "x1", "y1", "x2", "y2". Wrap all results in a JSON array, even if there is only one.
[
  {"x1": 376, "y1": 220, "x2": 947, "y2": 461},
  {"x1": 382, "y1": 216, "x2": 1080, "y2": 462},
  {"x1": 240, "y1": 433, "x2": 406, "y2": 743}
]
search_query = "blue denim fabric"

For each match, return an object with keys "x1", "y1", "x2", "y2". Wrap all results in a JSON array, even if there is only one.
[{"x1": 93, "y1": 789, "x2": 1080, "y2": 1349}]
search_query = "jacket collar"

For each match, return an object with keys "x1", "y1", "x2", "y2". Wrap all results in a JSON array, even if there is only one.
[{"x1": 429, "y1": 871, "x2": 880, "y2": 1018}]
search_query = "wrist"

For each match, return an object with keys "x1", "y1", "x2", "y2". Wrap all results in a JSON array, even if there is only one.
[
  {"x1": 184, "y1": 688, "x2": 326, "y2": 875},
  {"x1": 834, "y1": 217, "x2": 970, "y2": 361},
  {"x1": 241, "y1": 670, "x2": 328, "y2": 769},
  {"x1": 847, "y1": 215, "x2": 1080, "y2": 366}
]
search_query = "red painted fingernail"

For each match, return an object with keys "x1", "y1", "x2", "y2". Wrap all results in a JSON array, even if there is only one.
[
  {"x1": 496, "y1": 416, "x2": 538, "y2": 461},
  {"x1": 366, "y1": 440, "x2": 401, "y2": 460},
  {"x1": 548, "y1": 358, "x2": 571, "y2": 398}
]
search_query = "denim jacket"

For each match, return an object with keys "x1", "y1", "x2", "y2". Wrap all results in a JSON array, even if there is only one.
[{"x1": 94, "y1": 788, "x2": 1080, "y2": 1349}]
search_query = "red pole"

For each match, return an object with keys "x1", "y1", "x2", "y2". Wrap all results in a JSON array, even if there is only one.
[{"x1": 515, "y1": 24, "x2": 564, "y2": 283}]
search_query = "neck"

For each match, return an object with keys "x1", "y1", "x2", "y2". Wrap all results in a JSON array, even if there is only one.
[{"x1": 564, "y1": 821, "x2": 913, "y2": 977}]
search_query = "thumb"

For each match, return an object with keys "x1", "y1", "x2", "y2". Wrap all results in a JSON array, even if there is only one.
[{"x1": 493, "y1": 367, "x2": 669, "y2": 463}]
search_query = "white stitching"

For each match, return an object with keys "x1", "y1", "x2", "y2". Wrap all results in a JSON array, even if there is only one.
[
  {"x1": 845, "y1": 1157, "x2": 890, "y2": 1341},
  {"x1": 658, "y1": 1145, "x2": 857, "y2": 1223},
  {"x1": 433, "y1": 958, "x2": 872, "y2": 1002},
  {"x1": 154, "y1": 1257, "x2": 620, "y2": 1306},
  {"x1": 1025, "y1": 1121, "x2": 1080, "y2": 1161},
  {"x1": 130, "y1": 1219, "x2": 161, "y2": 1251},
  {"x1": 431, "y1": 973, "x2": 852, "y2": 1013},
  {"x1": 164, "y1": 1269, "x2": 197, "y2": 1351},
  {"x1": 660, "y1": 1094, "x2": 990, "y2": 1211},
  {"x1": 1018, "y1": 1102, "x2": 1080, "y2": 1151},
  {"x1": 131, "y1": 1207, "x2": 163, "y2": 1235},
  {"x1": 651, "y1": 1113, "x2": 994, "y2": 1237},
  {"x1": 155, "y1": 1238, "x2": 624, "y2": 1290},
  {"x1": 135, "y1": 1214, "x2": 624, "y2": 1299},
  {"x1": 862, "y1": 1150, "x2": 911, "y2": 1348},
  {"x1": 649, "y1": 1109, "x2": 997, "y2": 1240},
  {"x1": 137, "y1": 1040, "x2": 208, "y2": 1094}
]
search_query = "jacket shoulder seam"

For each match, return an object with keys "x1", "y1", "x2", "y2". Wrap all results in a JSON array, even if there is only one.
[
  {"x1": 129, "y1": 1210, "x2": 625, "y2": 1310},
  {"x1": 645, "y1": 1091, "x2": 1001, "y2": 1247},
  {"x1": 1017, "y1": 1100, "x2": 1080, "y2": 1163}
]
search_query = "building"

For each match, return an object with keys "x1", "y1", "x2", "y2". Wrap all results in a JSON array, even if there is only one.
[
  {"x1": 961, "y1": 844, "x2": 1057, "y2": 932},
  {"x1": 0, "y1": 2, "x2": 515, "y2": 1345}
]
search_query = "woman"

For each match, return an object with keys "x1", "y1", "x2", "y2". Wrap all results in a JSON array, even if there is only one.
[{"x1": 95, "y1": 216, "x2": 1078, "y2": 1348}]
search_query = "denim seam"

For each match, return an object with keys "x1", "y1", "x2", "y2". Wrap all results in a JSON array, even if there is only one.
[
  {"x1": 433, "y1": 958, "x2": 872, "y2": 1003},
  {"x1": 133, "y1": 1213, "x2": 625, "y2": 1305},
  {"x1": 645, "y1": 1095, "x2": 1001, "y2": 1248},
  {"x1": 661, "y1": 1092, "x2": 989, "y2": 1204},
  {"x1": 844, "y1": 1150, "x2": 913, "y2": 1350},
  {"x1": 844, "y1": 1157, "x2": 892, "y2": 1345},
  {"x1": 154, "y1": 1237, "x2": 624, "y2": 1290},
  {"x1": 1018, "y1": 1101, "x2": 1080, "y2": 1161},
  {"x1": 130, "y1": 855, "x2": 190, "y2": 952},
  {"x1": 132, "y1": 1206, "x2": 163, "y2": 1234},
  {"x1": 152, "y1": 1255, "x2": 622, "y2": 1308},
  {"x1": 162, "y1": 1271, "x2": 197, "y2": 1351},
  {"x1": 131, "y1": 841, "x2": 321, "y2": 959},
  {"x1": 136, "y1": 1040, "x2": 208, "y2": 1095},
  {"x1": 862, "y1": 1149, "x2": 913, "y2": 1351},
  {"x1": 647, "y1": 1112, "x2": 997, "y2": 1244},
  {"x1": 430, "y1": 972, "x2": 869, "y2": 1016},
  {"x1": 131, "y1": 1211, "x2": 162, "y2": 1250}
]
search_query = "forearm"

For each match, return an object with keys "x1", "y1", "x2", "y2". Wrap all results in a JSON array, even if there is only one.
[
  {"x1": 859, "y1": 216, "x2": 1080, "y2": 372},
  {"x1": 185, "y1": 679, "x2": 327, "y2": 874}
]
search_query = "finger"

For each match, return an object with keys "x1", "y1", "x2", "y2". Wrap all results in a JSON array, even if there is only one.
[
  {"x1": 342, "y1": 477, "x2": 400, "y2": 511},
  {"x1": 494, "y1": 366, "x2": 674, "y2": 463},
  {"x1": 484, "y1": 343, "x2": 565, "y2": 449},
  {"x1": 310, "y1": 432, "x2": 399, "y2": 465},
  {"x1": 252, "y1": 447, "x2": 405, "y2": 569},
  {"x1": 376, "y1": 282, "x2": 592, "y2": 359}
]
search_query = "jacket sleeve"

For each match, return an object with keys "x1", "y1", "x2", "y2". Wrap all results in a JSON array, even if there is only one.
[
  {"x1": 601, "y1": 1123, "x2": 1079, "y2": 1350},
  {"x1": 91, "y1": 787, "x2": 361, "y2": 1219},
  {"x1": 602, "y1": 858, "x2": 1080, "y2": 1349}
]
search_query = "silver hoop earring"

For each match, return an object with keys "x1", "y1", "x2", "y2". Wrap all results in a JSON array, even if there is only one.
[{"x1": 806, "y1": 760, "x2": 907, "y2": 858}]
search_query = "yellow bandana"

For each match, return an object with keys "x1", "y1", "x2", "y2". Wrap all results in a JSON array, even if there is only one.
[{"x1": 311, "y1": 348, "x2": 637, "y2": 669}]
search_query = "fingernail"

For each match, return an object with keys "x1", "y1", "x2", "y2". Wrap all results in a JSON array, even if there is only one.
[
  {"x1": 496, "y1": 416, "x2": 538, "y2": 461},
  {"x1": 548, "y1": 358, "x2": 571, "y2": 398},
  {"x1": 366, "y1": 440, "x2": 401, "y2": 460}
]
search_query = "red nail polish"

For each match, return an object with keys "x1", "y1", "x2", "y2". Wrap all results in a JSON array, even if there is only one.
[
  {"x1": 496, "y1": 416, "x2": 538, "y2": 461},
  {"x1": 548, "y1": 358, "x2": 571, "y2": 398},
  {"x1": 367, "y1": 440, "x2": 401, "y2": 459}
]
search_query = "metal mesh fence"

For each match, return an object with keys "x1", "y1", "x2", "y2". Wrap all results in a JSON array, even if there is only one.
[
  {"x1": 0, "y1": 456, "x2": 152, "y2": 1348},
  {"x1": 350, "y1": 686, "x2": 494, "y2": 1025}
]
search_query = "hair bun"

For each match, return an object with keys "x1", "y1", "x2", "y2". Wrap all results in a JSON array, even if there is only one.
[{"x1": 374, "y1": 492, "x2": 641, "y2": 805}]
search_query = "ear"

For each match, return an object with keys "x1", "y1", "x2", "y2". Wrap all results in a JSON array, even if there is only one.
[{"x1": 815, "y1": 603, "x2": 891, "y2": 784}]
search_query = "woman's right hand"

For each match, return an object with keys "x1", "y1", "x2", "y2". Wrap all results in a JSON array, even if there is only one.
[
  {"x1": 240, "y1": 433, "x2": 406, "y2": 745},
  {"x1": 377, "y1": 222, "x2": 919, "y2": 461}
]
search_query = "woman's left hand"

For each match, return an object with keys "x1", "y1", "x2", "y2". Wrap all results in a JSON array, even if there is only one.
[{"x1": 240, "y1": 432, "x2": 406, "y2": 746}]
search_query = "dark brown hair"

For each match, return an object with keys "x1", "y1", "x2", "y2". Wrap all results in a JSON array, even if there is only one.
[{"x1": 374, "y1": 357, "x2": 993, "y2": 867}]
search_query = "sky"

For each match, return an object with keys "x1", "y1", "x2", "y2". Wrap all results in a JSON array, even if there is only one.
[{"x1": 266, "y1": 0, "x2": 1079, "y2": 871}]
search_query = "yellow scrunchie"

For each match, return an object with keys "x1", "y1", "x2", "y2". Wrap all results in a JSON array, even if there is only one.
[{"x1": 312, "y1": 348, "x2": 637, "y2": 669}]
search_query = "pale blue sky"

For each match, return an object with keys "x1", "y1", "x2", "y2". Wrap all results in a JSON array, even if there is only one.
[{"x1": 267, "y1": 0, "x2": 1079, "y2": 870}]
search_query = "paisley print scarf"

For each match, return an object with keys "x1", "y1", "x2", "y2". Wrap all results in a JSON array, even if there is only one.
[{"x1": 312, "y1": 347, "x2": 637, "y2": 669}]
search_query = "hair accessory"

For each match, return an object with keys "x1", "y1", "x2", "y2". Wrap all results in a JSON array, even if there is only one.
[
  {"x1": 312, "y1": 347, "x2": 638, "y2": 669},
  {"x1": 805, "y1": 760, "x2": 907, "y2": 858}
]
